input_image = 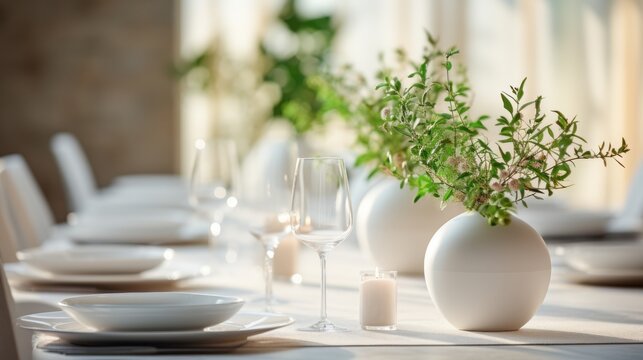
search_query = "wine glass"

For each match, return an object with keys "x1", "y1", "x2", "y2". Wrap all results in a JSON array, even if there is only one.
[
  {"x1": 189, "y1": 139, "x2": 241, "y2": 262},
  {"x1": 290, "y1": 157, "x2": 353, "y2": 332},
  {"x1": 247, "y1": 170, "x2": 292, "y2": 312}
]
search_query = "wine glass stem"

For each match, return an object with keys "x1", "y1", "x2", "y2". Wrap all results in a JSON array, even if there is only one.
[
  {"x1": 208, "y1": 210, "x2": 224, "y2": 243},
  {"x1": 264, "y1": 244, "x2": 276, "y2": 312},
  {"x1": 319, "y1": 251, "x2": 327, "y2": 322}
]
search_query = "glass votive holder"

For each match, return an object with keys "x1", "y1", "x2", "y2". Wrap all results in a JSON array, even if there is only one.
[{"x1": 359, "y1": 269, "x2": 397, "y2": 331}]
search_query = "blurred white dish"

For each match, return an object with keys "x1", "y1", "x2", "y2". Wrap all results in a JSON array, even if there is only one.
[
  {"x1": 19, "y1": 311, "x2": 294, "y2": 345},
  {"x1": 72, "y1": 208, "x2": 190, "y2": 225},
  {"x1": 4, "y1": 262, "x2": 207, "y2": 288},
  {"x1": 59, "y1": 292, "x2": 244, "y2": 331},
  {"x1": 518, "y1": 210, "x2": 612, "y2": 238},
  {"x1": 68, "y1": 219, "x2": 208, "y2": 245},
  {"x1": 557, "y1": 241, "x2": 643, "y2": 272},
  {"x1": 113, "y1": 174, "x2": 185, "y2": 187},
  {"x1": 17, "y1": 246, "x2": 173, "y2": 275},
  {"x1": 563, "y1": 268, "x2": 643, "y2": 286}
]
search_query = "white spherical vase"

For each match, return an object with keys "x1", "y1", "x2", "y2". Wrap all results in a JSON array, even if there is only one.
[
  {"x1": 424, "y1": 212, "x2": 551, "y2": 331},
  {"x1": 357, "y1": 179, "x2": 462, "y2": 274}
]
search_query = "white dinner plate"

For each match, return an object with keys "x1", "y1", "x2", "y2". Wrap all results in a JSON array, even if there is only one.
[
  {"x1": 557, "y1": 241, "x2": 643, "y2": 272},
  {"x1": 563, "y1": 268, "x2": 643, "y2": 286},
  {"x1": 4, "y1": 262, "x2": 208, "y2": 288},
  {"x1": 71, "y1": 209, "x2": 189, "y2": 231},
  {"x1": 93, "y1": 190, "x2": 191, "y2": 209},
  {"x1": 518, "y1": 210, "x2": 612, "y2": 238},
  {"x1": 113, "y1": 174, "x2": 186, "y2": 187},
  {"x1": 68, "y1": 220, "x2": 208, "y2": 245},
  {"x1": 59, "y1": 292, "x2": 244, "y2": 331},
  {"x1": 17, "y1": 246, "x2": 173, "y2": 275},
  {"x1": 19, "y1": 311, "x2": 294, "y2": 345}
]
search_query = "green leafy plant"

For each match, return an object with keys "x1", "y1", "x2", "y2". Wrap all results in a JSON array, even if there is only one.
[
  {"x1": 261, "y1": 0, "x2": 338, "y2": 134},
  {"x1": 325, "y1": 34, "x2": 629, "y2": 226}
]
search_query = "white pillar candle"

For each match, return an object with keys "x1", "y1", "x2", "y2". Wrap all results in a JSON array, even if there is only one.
[
  {"x1": 359, "y1": 269, "x2": 397, "y2": 330},
  {"x1": 274, "y1": 233, "x2": 300, "y2": 279}
]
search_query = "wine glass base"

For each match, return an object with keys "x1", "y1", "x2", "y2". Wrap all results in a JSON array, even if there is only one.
[{"x1": 298, "y1": 319, "x2": 349, "y2": 332}]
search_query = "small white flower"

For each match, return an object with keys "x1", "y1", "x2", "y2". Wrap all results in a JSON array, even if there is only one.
[
  {"x1": 380, "y1": 106, "x2": 392, "y2": 119},
  {"x1": 447, "y1": 155, "x2": 465, "y2": 167},
  {"x1": 457, "y1": 162, "x2": 468, "y2": 174},
  {"x1": 490, "y1": 181, "x2": 503, "y2": 192},
  {"x1": 508, "y1": 178, "x2": 520, "y2": 191}
]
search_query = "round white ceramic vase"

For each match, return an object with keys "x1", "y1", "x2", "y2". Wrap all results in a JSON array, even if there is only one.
[
  {"x1": 424, "y1": 212, "x2": 551, "y2": 331},
  {"x1": 357, "y1": 179, "x2": 462, "y2": 274}
]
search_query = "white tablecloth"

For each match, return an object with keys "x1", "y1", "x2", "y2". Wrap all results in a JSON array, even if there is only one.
[{"x1": 10, "y1": 243, "x2": 643, "y2": 358}]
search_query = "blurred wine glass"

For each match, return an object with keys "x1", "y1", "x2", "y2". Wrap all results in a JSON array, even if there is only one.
[
  {"x1": 189, "y1": 139, "x2": 241, "y2": 262},
  {"x1": 247, "y1": 168, "x2": 292, "y2": 313},
  {"x1": 290, "y1": 157, "x2": 353, "y2": 332}
]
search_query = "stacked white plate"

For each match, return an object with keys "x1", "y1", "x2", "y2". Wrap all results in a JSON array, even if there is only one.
[
  {"x1": 17, "y1": 246, "x2": 173, "y2": 275},
  {"x1": 19, "y1": 293, "x2": 293, "y2": 346},
  {"x1": 67, "y1": 209, "x2": 208, "y2": 245},
  {"x1": 557, "y1": 240, "x2": 643, "y2": 285},
  {"x1": 8, "y1": 246, "x2": 204, "y2": 289},
  {"x1": 518, "y1": 209, "x2": 613, "y2": 238}
]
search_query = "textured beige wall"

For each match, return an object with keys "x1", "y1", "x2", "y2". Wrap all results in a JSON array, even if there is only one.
[{"x1": 0, "y1": 0, "x2": 178, "y2": 221}]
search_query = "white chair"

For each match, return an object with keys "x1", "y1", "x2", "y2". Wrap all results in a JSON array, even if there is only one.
[
  {"x1": 0, "y1": 173, "x2": 20, "y2": 263},
  {"x1": 50, "y1": 133, "x2": 98, "y2": 212},
  {"x1": 0, "y1": 264, "x2": 20, "y2": 359},
  {"x1": 0, "y1": 155, "x2": 55, "y2": 250},
  {"x1": 609, "y1": 161, "x2": 643, "y2": 233},
  {"x1": 51, "y1": 133, "x2": 186, "y2": 213}
]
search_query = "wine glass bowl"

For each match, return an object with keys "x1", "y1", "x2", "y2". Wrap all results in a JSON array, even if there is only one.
[
  {"x1": 290, "y1": 157, "x2": 353, "y2": 332},
  {"x1": 189, "y1": 139, "x2": 240, "y2": 256},
  {"x1": 246, "y1": 172, "x2": 293, "y2": 312}
]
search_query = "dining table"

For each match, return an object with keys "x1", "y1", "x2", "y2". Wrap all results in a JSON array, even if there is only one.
[{"x1": 9, "y1": 235, "x2": 643, "y2": 360}]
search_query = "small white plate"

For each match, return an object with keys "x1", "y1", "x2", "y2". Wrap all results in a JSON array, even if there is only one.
[
  {"x1": 17, "y1": 246, "x2": 173, "y2": 275},
  {"x1": 563, "y1": 268, "x2": 643, "y2": 286},
  {"x1": 19, "y1": 311, "x2": 294, "y2": 345},
  {"x1": 68, "y1": 220, "x2": 208, "y2": 245},
  {"x1": 558, "y1": 241, "x2": 643, "y2": 272},
  {"x1": 4, "y1": 262, "x2": 207, "y2": 289},
  {"x1": 519, "y1": 210, "x2": 612, "y2": 238},
  {"x1": 71, "y1": 210, "x2": 188, "y2": 231},
  {"x1": 59, "y1": 293, "x2": 244, "y2": 331}
]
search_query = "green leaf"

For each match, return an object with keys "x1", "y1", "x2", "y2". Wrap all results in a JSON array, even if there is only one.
[
  {"x1": 444, "y1": 61, "x2": 452, "y2": 71},
  {"x1": 442, "y1": 188, "x2": 454, "y2": 202},
  {"x1": 354, "y1": 152, "x2": 377, "y2": 167},
  {"x1": 552, "y1": 163, "x2": 571, "y2": 181},
  {"x1": 425, "y1": 30, "x2": 438, "y2": 46},
  {"x1": 469, "y1": 120, "x2": 487, "y2": 130},
  {"x1": 446, "y1": 48, "x2": 460, "y2": 57},
  {"x1": 497, "y1": 145, "x2": 511, "y2": 162},
  {"x1": 501, "y1": 94, "x2": 513, "y2": 114},
  {"x1": 517, "y1": 78, "x2": 527, "y2": 100}
]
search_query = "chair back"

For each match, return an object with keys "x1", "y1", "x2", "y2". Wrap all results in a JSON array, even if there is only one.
[
  {"x1": 0, "y1": 263, "x2": 20, "y2": 359},
  {"x1": 621, "y1": 161, "x2": 643, "y2": 218},
  {"x1": 0, "y1": 155, "x2": 54, "y2": 249},
  {"x1": 51, "y1": 133, "x2": 97, "y2": 212},
  {"x1": 0, "y1": 171, "x2": 20, "y2": 262}
]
